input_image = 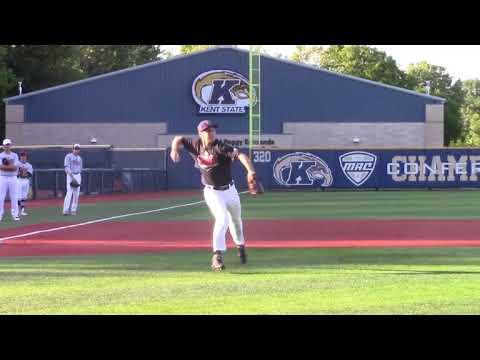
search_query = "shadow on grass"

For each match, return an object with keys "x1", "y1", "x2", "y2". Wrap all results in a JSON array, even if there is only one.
[
  {"x1": 0, "y1": 271, "x2": 141, "y2": 279},
  {"x1": 1, "y1": 248, "x2": 480, "y2": 275},
  {"x1": 355, "y1": 268, "x2": 480, "y2": 275}
]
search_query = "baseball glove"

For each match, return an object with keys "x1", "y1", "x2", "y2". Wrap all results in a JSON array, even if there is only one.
[
  {"x1": 70, "y1": 179, "x2": 80, "y2": 188},
  {"x1": 2, "y1": 158, "x2": 10, "y2": 166},
  {"x1": 247, "y1": 173, "x2": 264, "y2": 195},
  {"x1": 18, "y1": 168, "x2": 30, "y2": 179}
]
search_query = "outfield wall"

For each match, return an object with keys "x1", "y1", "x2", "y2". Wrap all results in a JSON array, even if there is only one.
[
  {"x1": 166, "y1": 148, "x2": 480, "y2": 190},
  {"x1": 20, "y1": 147, "x2": 480, "y2": 197}
]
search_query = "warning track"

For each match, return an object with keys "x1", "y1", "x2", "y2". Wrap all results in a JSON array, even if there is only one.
[{"x1": 2, "y1": 219, "x2": 480, "y2": 257}]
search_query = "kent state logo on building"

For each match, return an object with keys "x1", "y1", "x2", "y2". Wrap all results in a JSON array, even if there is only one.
[
  {"x1": 192, "y1": 70, "x2": 256, "y2": 114},
  {"x1": 273, "y1": 152, "x2": 333, "y2": 187},
  {"x1": 339, "y1": 151, "x2": 377, "y2": 186}
]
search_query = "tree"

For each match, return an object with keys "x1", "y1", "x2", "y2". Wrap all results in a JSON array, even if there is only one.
[
  {"x1": 318, "y1": 45, "x2": 409, "y2": 88},
  {"x1": 179, "y1": 45, "x2": 213, "y2": 54},
  {"x1": 461, "y1": 79, "x2": 480, "y2": 145},
  {"x1": 5, "y1": 45, "x2": 86, "y2": 94},
  {"x1": 0, "y1": 45, "x2": 19, "y2": 139},
  {"x1": 291, "y1": 45, "x2": 324, "y2": 66},
  {"x1": 0, "y1": 46, "x2": 15, "y2": 100},
  {"x1": 405, "y1": 61, "x2": 465, "y2": 145},
  {"x1": 5, "y1": 45, "x2": 167, "y2": 92},
  {"x1": 79, "y1": 45, "x2": 166, "y2": 76},
  {"x1": 290, "y1": 45, "x2": 409, "y2": 88}
]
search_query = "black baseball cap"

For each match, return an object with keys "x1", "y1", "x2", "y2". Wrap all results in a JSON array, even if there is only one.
[{"x1": 19, "y1": 151, "x2": 27, "y2": 156}]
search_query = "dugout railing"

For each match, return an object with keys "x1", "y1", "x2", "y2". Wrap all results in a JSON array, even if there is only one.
[{"x1": 31, "y1": 168, "x2": 168, "y2": 199}]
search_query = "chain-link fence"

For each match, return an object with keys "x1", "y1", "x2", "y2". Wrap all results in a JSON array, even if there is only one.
[{"x1": 31, "y1": 168, "x2": 167, "y2": 199}]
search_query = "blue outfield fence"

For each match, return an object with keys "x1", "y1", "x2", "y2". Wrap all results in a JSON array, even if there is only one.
[{"x1": 165, "y1": 148, "x2": 480, "y2": 190}]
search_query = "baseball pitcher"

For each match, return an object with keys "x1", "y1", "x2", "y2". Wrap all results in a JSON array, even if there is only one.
[
  {"x1": 63, "y1": 144, "x2": 83, "y2": 216},
  {"x1": 16, "y1": 151, "x2": 34, "y2": 216},
  {"x1": 170, "y1": 120, "x2": 263, "y2": 271},
  {"x1": 0, "y1": 139, "x2": 20, "y2": 221}
]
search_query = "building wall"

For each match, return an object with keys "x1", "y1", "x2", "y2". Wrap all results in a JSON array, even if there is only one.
[
  {"x1": 6, "y1": 121, "x2": 167, "y2": 147},
  {"x1": 5, "y1": 49, "x2": 444, "y2": 134},
  {"x1": 424, "y1": 104, "x2": 444, "y2": 148},
  {"x1": 283, "y1": 122, "x2": 427, "y2": 149},
  {"x1": 7, "y1": 107, "x2": 444, "y2": 149},
  {"x1": 4, "y1": 48, "x2": 445, "y2": 149},
  {"x1": 261, "y1": 57, "x2": 442, "y2": 130},
  {"x1": 6, "y1": 49, "x2": 250, "y2": 134}
]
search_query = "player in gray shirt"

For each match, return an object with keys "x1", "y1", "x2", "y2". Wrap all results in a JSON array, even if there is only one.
[
  {"x1": 16, "y1": 151, "x2": 34, "y2": 216},
  {"x1": 63, "y1": 144, "x2": 83, "y2": 215}
]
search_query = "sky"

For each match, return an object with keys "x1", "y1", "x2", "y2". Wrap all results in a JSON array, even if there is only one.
[{"x1": 164, "y1": 45, "x2": 480, "y2": 81}]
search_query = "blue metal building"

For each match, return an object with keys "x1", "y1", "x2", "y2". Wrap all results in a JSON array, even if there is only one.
[{"x1": 4, "y1": 46, "x2": 445, "y2": 150}]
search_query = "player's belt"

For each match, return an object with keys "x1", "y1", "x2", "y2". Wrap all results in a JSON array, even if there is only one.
[
  {"x1": 72, "y1": 172, "x2": 80, "y2": 175},
  {"x1": 206, "y1": 181, "x2": 234, "y2": 191}
]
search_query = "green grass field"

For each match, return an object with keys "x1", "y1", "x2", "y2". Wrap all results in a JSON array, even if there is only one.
[
  {"x1": 1, "y1": 249, "x2": 480, "y2": 314},
  {"x1": 1, "y1": 190, "x2": 480, "y2": 314}
]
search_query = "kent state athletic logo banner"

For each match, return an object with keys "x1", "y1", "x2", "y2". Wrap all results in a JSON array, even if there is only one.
[
  {"x1": 166, "y1": 148, "x2": 480, "y2": 189},
  {"x1": 245, "y1": 149, "x2": 480, "y2": 190},
  {"x1": 192, "y1": 70, "x2": 255, "y2": 114},
  {"x1": 272, "y1": 152, "x2": 333, "y2": 187}
]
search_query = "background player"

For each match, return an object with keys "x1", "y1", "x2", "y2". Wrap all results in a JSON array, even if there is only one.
[
  {"x1": 16, "y1": 151, "x2": 34, "y2": 216},
  {"x1": 170, "y1": 120, "x2": 261, "y2": 271},
  {"x1": 63, "y1": 144, "x2": 83, "y2": 216},
  {"x1": 0, "y1": 139, "x2": 20, "y2": 221}
]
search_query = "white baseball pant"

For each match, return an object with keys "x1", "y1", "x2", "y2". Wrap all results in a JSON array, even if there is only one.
[
  {"x1": 0, "y1": 176, "x2": 19, "y2": 219},
  {"x1": 17, "y1": 178, "x2": 30, "y2": 200},
  {"x1": 63, "y1": 173, "x2": 81, "y2": 214},
  {"x1": 203, "y1": 184, "x2": 245, "y2": 252}
]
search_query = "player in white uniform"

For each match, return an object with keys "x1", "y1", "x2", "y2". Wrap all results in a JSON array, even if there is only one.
[
  {"x1": 0, "y1": 139, "x2": 20, "y2": 221},
  {"x1": 63, "y1": 144, "x2": 83, "y2": 216},
  {"x1": 16, "y1": 151, "x2": 34, "y2": 216}
]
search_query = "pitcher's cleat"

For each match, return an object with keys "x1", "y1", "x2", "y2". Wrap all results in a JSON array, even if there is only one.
[
  {"x1": 211, "y1": 252, "x2": 226, "y2": 271},
  {"x1": 237, "y1": 245, "x2": 247, "y2": 264}
]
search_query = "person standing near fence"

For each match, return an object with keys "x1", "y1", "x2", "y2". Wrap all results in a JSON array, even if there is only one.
[
  {"x1": 16, "y1": 151, "x2": 34, "y2": 216},
  {"x1": 63, "y1": 144, "x2": 83, "y2": 216},
  {"x1": 0, "y1": 139, "x2": 20, "y2": 221}
]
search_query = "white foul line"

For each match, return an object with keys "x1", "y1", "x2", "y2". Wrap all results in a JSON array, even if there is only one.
[{"x1": 0, "y1": 191, "x2": 250, "y2": 243}]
